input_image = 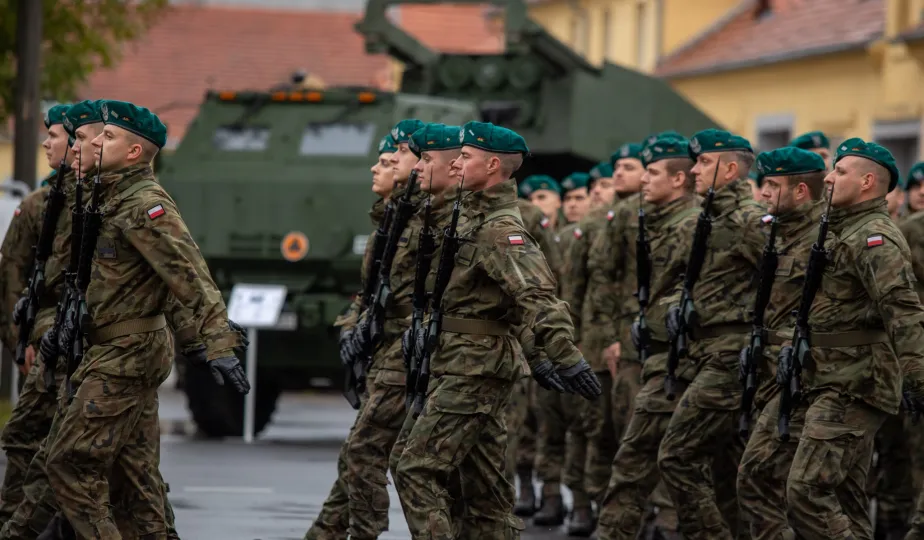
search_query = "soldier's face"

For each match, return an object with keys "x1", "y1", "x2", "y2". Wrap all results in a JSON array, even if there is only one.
[
  {"x1": 760, "y1": 177, "x2": 797, "y2": 214},
  {"x1": 908, "y1": 183, "x2": 924, "y2": 212},
  {"x1": 91, "y1": 125, "x2": 142, "y2": 172},
  {"x1": 528, "y1": 189, "x2": 561, "y2": 220},
  {"x1": 691, "y1": 153, "x2": 735, "y2": 195},
  {"x1": 371, "y1": 152, "x2": 396, "y2": 197},
  {"x1": 590, "y1": 176, "x2": 616, "y2": 208},
  {"x1": 562, "y1": 188, "x2": 590, "y2": 223},
  {"x1": 451, "y1": 146, "x2": 493, "y2": 191},
  {"x1": 614, "y1": 158, "x2": 644, "y2": 195},
  {"x1": 390, "y1": 143, "x2": 418, "y2": 183},
  {"x1": 42, "y1": 124, "x2": 69, "y2": 169},
  {"x1": 642, "y1": 161, "x2": 672, "y2": 205},
  {"x1": 824, "y1": 156, "x2": 864, "y2": 207},
  {"x1": 417, "y1": 150, "x2": 459, "y2": 194},
  {"x1": 72, "y1": 123, "x2": 103, "y2": 176}
]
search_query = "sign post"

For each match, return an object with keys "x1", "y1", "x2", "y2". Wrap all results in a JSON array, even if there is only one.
[{"x1": 226, "y1": 283, "x2": 287, "y2": 444}]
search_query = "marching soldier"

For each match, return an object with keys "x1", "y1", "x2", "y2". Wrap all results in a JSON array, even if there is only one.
[{"x1": 790, "y1": 130, "x2": 832, "y2": 169}]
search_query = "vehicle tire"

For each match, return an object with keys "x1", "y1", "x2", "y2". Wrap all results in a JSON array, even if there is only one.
[{"x1": 184, "y1": 365, "x2": 280, "y2": 439}]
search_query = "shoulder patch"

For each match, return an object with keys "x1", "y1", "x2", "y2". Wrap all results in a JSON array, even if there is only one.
[
  {"x1": 574, "y1": 227, "x2": 583, "y2": 239},
  {"x1": 147, "y1": 204, "x2": 166, "y2": 220},
  {"x1": 540, "y1": 216, "x2": 550, "y2": 229},
  {"x1": 867, "y1": 235, "x2": 884, "y2": 248},
  {"x1": 508, "y1": 234, "x2": 525, "y2": 245},
  {"x1": 606, "y1": 210, "x2": 615, "y2": 221},
  {"x1": 761, "y1": 214, "x2": 773, "y2": 224},
  {"x1": 13, "y1": 206, "x2": 21, "y2": 217}
]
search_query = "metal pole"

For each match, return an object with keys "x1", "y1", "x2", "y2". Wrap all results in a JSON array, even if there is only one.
[
  {"x1": 243, "y1": 328, "x2": 257, "y2": 444},
  {"x1": 13, "y1": 0, "x2": 43, "y2": 191}
]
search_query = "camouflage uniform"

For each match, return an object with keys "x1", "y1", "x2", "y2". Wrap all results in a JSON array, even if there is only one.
[
  {"x1": 734, "y1": 201, "x2": 824, "y2": 540},
  {"x1": 657, "y1": 179, "x2": 765, "y2": 540},
  {"x1": 772, "y1": 197, "x2": 924, "y2": 540},
  {"x1": 394, "y1": 179, "x2": 582, "y2": 538},
  {"x1": 595, "y1": 195, "x2": 698, "y2": 539},
  {"x1": 4, "y1": 164, "x2": 242, "y2": 539}
]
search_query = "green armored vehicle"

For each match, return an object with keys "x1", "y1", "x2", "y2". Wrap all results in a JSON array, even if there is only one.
[{"x1": 161, "y1": 0, "x2": 719, "y2": 438}]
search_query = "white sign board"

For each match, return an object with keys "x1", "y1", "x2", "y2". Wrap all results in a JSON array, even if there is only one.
[{"x1": 227, "y1": 284, "x2": 288, "y2": 329}]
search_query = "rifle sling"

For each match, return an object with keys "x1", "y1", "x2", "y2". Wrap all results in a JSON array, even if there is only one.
[
  {"x1": 87, "y1": 314, "x2": 166, "y2": 346},
  {"x1": 768, "y1": 329, "x2": 888, "y2": 348},
  {"x1": 440, "y1": 316, "x2": 510, "y2": 336},
  {"x1": 691, "y1": 323, "x2": 751, "y2": 340}
]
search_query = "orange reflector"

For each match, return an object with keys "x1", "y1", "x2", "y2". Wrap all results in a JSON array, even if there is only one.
[
  {"x1": 358, "y1": 92, "x2": 376, "y2": 103},
  {"x1": 270, "y1": 91, "x2": 287, "y2": 101},
  {"x1": 288, "y1": 92, "x2": 304, "y2": 101},
  {"x1": 306, "y1": 91, "x2": 323, "y2": 102},
  {"x1": 218, "y1": 91, "x2": 236, "y2": 101}
]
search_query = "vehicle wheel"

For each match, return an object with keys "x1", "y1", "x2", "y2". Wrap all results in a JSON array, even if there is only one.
[{"x1": 184, "y1": 365, "x2": 280, "y2": 438}]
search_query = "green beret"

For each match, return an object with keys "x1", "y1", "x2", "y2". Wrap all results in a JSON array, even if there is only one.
[
  {"x1": 409, "y1": 123, "x2": 462, "y2": 158},
  {"x1": 610, "y1": 143, "x2": 643, "y2": 168},
  {"x1": 789, "y1": 131, "x2": 830, "y2": 150},
  {"x1": 643, "y1": 130, "x2": 684, "y2": 150},
  {"x1": 390, "y1": 119, "x2": 425, "y2": 144},
  {"x1": 519, "y1": 175, "x2": 561, "y2": 198},
  {"x1": 62, "y1": 100, "x2": 103, "y2": 139},
  {"x1": 688, "y1": 128, "x2": 753, "y2": 159},
  {"x1": 756, "y1": 147, "x2": 826, "y2": 178},
  {"x1": 561, "y1": 172, "x2": 590, "y2": 193},
  {"x1": 834, "y1": 137, "x2": 900, "y2": 192},
  {"x1": 589, "y1": 161, "x2": 614, "y2": 180},
  {"x1": 100, "y1": 100, "x2": 167, "y2": 149},
  {"x1": 906, "y1": 162, "x2": 924, "y2": 189},
  {"x1": 460, "y1": 121, "x2": 529, "y2": 154},
  {"x1": 640, "y1": 137, "x2": 690, "y2": 167},
  {"x1": 378, "y1": 134, "x2": 398, "y2": 155},
  {"x1": 44, "y1": 104, "x2": 71, "y2": 129}
]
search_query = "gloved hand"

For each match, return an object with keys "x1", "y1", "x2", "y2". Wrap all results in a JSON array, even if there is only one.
[
  {"x1": 532, "y1": 360, "x2": 565, "y2": 392},
  {"x1": 344, "y1": 322, "x2": 369, "y2": 362},
  {"x1": 776, "y1": 345, "x2": 793, "y2": 386},
  {"x1": 340, "y1": 327, "x2": 357, "y2": 367},
  {"x1": 557, "y1": 358, "x2": 602, "y2": 400},
  {"x1": 209, "y1": 356, "x2": 250, "y2": 394},
  {"x1": 738, "y1": 346, "x2": 750, "y2": 385},
  {"x1": 12, "y1": 297, "x2": 28, "y2": 326},
  {"x1": 402, "y1": 327, "x2": 416, "y2": 370},
  {"x1": 665, "y1": 305, "x2": 682, "y2": 341},
  {"x1": 228, "y1": 319, "x2": 249, "y2": 349},
  {"x1": 902, "y1": 390, "x2": 923, "y2": 425},
  {"x1": 630, "y1": 321, "x2": 648, "y2": 351},
  {"x1": 58, "y1": 315, "x2": 76, "y2": 353},
  {"x1": 39, "y1": 328, "x2": 59, "y2": 364},
  {"x1": 182, "y1": 343, "x2": 208, "y2": 366}
]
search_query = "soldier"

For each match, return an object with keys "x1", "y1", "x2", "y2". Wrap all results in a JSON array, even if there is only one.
[
  {"x1": 888, "y1": 181, "x2": 908, "y2": 221},
  {"x1": 790, "y1": 130, "x2": 832, "y2": 169},
  {"x1": 0, "y1": 104, "x2": 73, "y2": 527},
  {"x1": 657, "y1": 129, "x2": 765, "y2": 540},
  {"x1": 905, "y1": 161, "x2": 924, "y2": 218},
  {"x1": 733, "y1": 147, "x2": 828, "y2": 540},
  {"x1": 747, "y1": 171, "x2": 762, "y2": 200},
  {"x1": 519, "y1": 175, "x2": 563, "y2": 229},
  {"x1": 561, "y1": 172, "x2": 592, "y2": 225},
  {"x1": 305, "y1": 131, "x2": 402, "y2": 540},
  {"x1": 595, "y1": 136, "x2": 700, "y2": 540},
  {"x1": 393, "y1": 121, "x2": 602, "y2": 538}
]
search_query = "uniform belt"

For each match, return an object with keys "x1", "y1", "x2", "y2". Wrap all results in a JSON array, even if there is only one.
[
  {"x1": 87, "y1": 314, "x2": 167, "y2": 346},
  {"x1": 386, "y1": 304, "x2": 413, "y2": 319},
  {"x1": 38, "y1": 289, "x2": 61, "y2": 310},
  {"x1": 692, "y1": 323, "x2": 751, "y2": 340},
  {"x1": 440, "y1": 316, "x2": 511, "y2": 336},
  {"x1": 768, "y1": 329, "x2": 889, "y2": 348},
  {"x1": 642, "y1": 340, "x2": 671, "y2": 356}
]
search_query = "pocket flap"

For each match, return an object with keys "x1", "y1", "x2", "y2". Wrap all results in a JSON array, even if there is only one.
[
  {"x1": 803, "y1": 420, "x2": 865, "y2": 441},
  {"x1": 433, "y1": 389, "x2": 492, "y2": 415},
  {"x1": 83, "y1": 395, "x2": 137, "y2": 418}
]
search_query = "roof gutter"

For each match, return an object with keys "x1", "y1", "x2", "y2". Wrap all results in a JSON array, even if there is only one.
[{"x1": 658, "y1": 39, "x2": 875, "y2": 80}]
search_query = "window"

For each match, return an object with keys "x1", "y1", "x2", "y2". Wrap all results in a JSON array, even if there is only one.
[
  {"x1": 299, "y1": 122, "x2": 376, "y2": 156},
  {"x1": 213, "y1": 126, "x2": 270, "y2": 152},
  {"x1": 754, "y1": 114, "x2": 794, "y2": 153},
  {"x1": 756, "y1": 129, "x2": 791, "y2": 153}
]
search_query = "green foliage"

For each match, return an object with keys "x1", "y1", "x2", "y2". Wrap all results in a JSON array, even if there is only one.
[{"x1": 0, "y1": 0, "x2": 168, "y2": 121}]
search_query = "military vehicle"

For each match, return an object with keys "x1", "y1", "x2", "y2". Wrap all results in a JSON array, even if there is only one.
[{"x1": 160, "y1": 0, "x2": 719, "y2": 439}]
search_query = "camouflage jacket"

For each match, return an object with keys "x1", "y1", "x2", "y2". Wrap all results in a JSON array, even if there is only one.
[
  {"x1": 431, "y1": 179, "x2": 580, "y2": 381},
  {"x1": 81, "y1": 164, "x2": 240, "y2": 379},
  {"x1": 899, "y1": 210, "x2": 924, "y2": 302},
  {"x1": 806, "y1": 197, "x2": 924, "y2": 414},
  {"x1": 685, "y1": 179, "x2": 766, "y2": 361},
  {"x1": 753, "y1": 201, "x2": 821, "y2": 408},
  {"x1": 334, "y1": 197, "x2": 388, "y2": 332},
  {"x1": 517, "y1": 199, "x2": 562, "y2": 280}
]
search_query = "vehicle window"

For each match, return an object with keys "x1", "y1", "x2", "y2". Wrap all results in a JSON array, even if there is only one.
[
  {"x1": 299, "y1": 123, "x2": 376, "y2": 156},
  {"x1": 213, "y1": 126, "x2": 271, "y2": 152}
]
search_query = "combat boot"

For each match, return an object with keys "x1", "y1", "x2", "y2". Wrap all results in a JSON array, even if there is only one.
[
  {"x1": 513, "y1": 467, "x2": 537, "y2": 517},
  {"x1": 533, "y1": 494, "x2": 565, "y2": 527},
  {"x1": 566, "y1": 506, "x2": 595, "y2": 537},
  {"x1": 36, "y1": 513, "x2": 75, "y2": 540}
]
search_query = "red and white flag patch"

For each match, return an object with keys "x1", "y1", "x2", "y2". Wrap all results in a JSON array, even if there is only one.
[
  {"x1": 147, "y1": 204, "x2": 166, "y2": 220},
  {"x1": 607, "y1": 210, "x2": 615, "y2": 221},
  {"x1": 540, "y1": 217, "x2": 550, "y2": 229},
  {"x1": 867, "y1": 235, "x2": 883, "y2": 248},
  {"x1": 762, "y1": 214, "x2": 774, "y2": 224},
  {"x1": 508, "y1": 235, "x2": 525, "y2": 245},
  {"x1": 574, "y1": 227, "x2": 583, "y2": 239},
  {"x1": 13, "y1": 206, "x2": 21, "y2": 217}
]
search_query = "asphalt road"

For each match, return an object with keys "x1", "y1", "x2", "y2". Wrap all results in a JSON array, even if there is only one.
[{"x1": 19, "y1": 388, "x2": 576, "y2": 539}]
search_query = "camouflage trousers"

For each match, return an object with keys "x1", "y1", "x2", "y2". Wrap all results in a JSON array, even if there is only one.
[
  {"x1": 516, "y1": 380, "x2": 537, "y2": 472},
  {"x1": 657, "y1": 356, "x2": 749, "y2": 540},
  {"x1": 536, "y1": 385, "x2": 568, "y2": 497},
  {"x1": 505, "y1": 377, "x2": 531, "y2": 485},
  {"x1": 563, "y1": 392, "x2": 592, "y2": 509},
  {"x1": 394, "y1": 375, "x2": 524, "y2": 539},
  {"x1": 871, "y1": 410, "x2": 924, "y2": 535},
  {"x1": 908, "y1": 483, "x2": 924, "y2": 539}
]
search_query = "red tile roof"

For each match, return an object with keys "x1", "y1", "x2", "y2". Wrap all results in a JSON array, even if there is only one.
[
  {"x1": 399, "y1": 5, "x2": 504, "y2": 54},
  {"x1": 655, "y1": 0, "x2": 885, "y2": 78}
]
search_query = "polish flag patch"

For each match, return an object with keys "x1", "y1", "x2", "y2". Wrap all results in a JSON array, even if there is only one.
[
  {"x1": 762, "y1": 214, "x2": 774, "y2": 223},
  {"x1": 147, "y1": 204, "x2": 166, "y2": 220},
  {"x1": 508, "y1": 235, "x2": 525, "y2": 245},
  {"x1": 607, "y1": 210, "x2": 615, "y2": 221},
  {"x1": 540, "y1": 217, "x2": 551, "y2": 229},
  {"x1": 574, "y1": 227, "x2": 583, "y2": 239},
  {"x1": 13, "y1": 206, "x2": 21, "y2": 217},
  {"x1": 867, "y1": 235, "x2": 884, "y2": 248}
]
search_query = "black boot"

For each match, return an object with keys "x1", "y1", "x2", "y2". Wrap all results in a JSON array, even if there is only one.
[
  {"x1": 566, "y1": 506, "x2": 595, "y2": 537},
  {"x1": 533, "y1": 494, "x2": 566, "y2": 527},
  {"x1": 513, "y1": 467, "x2": 537, "y2": 517},
  {"x1": 37, "y1": 513, "x2": 76, "y2": 540}
]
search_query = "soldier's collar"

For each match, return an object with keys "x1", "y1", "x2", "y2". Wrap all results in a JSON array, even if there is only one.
[{"x1": 829, "y1": 197, "x2": 888, "y2": 226}]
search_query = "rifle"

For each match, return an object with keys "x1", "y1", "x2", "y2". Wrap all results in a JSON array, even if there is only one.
[
  {"x1": 777, "y1": 184, "x2": 834, "y2": 441},
  {"x1": 64, "y1": 145, "x2": 104, "y2": 401},
  {"x1": 410, "y1": 175, "x2": 465, "y2": 417},
  {"x1": 738, "y1": 190, "x2": 781, "y2": 437},
  {"x1": 635, "y1": 195, "x2": 651, "y2": 364},
  {"x1": 405, "y1": 173, "x2": 436, "y2": 409},
  {"x1": 15, "y1": 151, "x2": 70, "y2": 366},
  {"x1": 665, "y1": 162, "x2": 720, "y2": 400}
]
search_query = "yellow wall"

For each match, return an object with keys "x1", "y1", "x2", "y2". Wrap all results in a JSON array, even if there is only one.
[{"x1": 660, "y1": 0, "x2": 739, "y2": 57}]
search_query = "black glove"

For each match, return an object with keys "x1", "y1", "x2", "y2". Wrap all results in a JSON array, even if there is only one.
[
  {"x1": 12, "y1": 297, "x2": 28, "y2": 326},
  {"x1": 532, "y1": 360, "x2": 565, "y2": 392},
  {"x1": 402, "y1": 327, "x2": 416, "y2": 370},
  {"x1": 339, "y1": 327, "x2": 356, "y2": 367},
  {"x1": 738, "y1": 346, "x2": 750, "y2": 385},
  {"x1": 630, "y1": 321, "x2": 649, "y2": 351},
  {"x1": 557, "y1": 358, "x2": 602, "y2": 400},
  {"x1": 776, "y1": 345, "x2": 793, "y2": 386},
  {"x1": 39, "y1": 328, "x2": 59, "y2": 363},
  {"x1": 58, "y1": 316, "x2": 76, "y2": 353},
  {"x1": 209, "y1": 356, "x2": 250, "y2": 394},
  {"x1": 228, "y1": 319, "x2": 249, "y2": 350},
  {"x1": 182, "y1": 343, "x2": 208, "y2": 366},
  {"x1": 665, "y1": 305, "x2": 682, "y2": 341},
  {"x1": 414, "y1": 327, "x2": 428, "y2": 364}
]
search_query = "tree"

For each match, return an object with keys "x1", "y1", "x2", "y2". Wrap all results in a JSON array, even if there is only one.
[{"x1": 0, "y1": 0, "x2": 168, "y2": 122}]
